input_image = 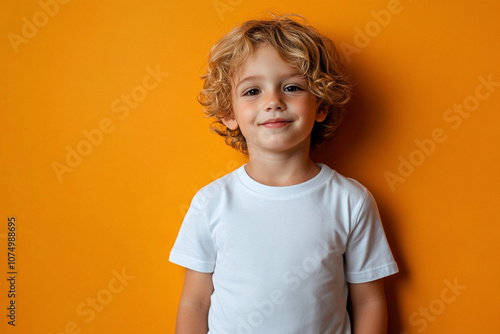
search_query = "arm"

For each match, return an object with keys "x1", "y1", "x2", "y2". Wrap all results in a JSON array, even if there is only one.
[
  {"x1": 176, "y1": 268, "x2": 214, "y2": 334},
  {"x1": 348, "y1": 279, "x2": 388, "y2": 334}
]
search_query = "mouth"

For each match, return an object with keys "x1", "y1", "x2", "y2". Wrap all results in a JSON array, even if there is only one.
[{"x1": 260, "y1": 118, "x2": 292, "y2": 128}]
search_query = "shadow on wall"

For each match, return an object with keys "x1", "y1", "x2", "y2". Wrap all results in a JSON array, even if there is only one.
[{"x1": 311, "y1": 65, "x2": 408, "y2": 334}]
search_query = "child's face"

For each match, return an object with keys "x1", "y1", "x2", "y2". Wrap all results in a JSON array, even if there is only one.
[{"x1": 224, "y1": 44, "x2": 326, "y2": 155}]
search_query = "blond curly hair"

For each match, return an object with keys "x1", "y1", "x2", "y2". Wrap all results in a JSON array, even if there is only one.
[{"x1": 198, "y1": 14, "x2": 353, "y2": 154}]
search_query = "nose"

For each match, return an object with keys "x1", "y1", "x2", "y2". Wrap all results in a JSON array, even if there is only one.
[{"x1": 264, "y1": 90, "x2": 285, "y2": 112}]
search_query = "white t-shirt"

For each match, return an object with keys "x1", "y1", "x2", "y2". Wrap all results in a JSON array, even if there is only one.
[{"x1": 170, "y1": 164, "x2": 398, "y2": 334}]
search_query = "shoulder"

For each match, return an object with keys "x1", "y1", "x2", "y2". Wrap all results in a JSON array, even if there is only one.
[
  {"x1": 319, "y1": 165, "x2": 381, "y2": 223},
  {"x1": 189, "y1": 166, "x2": 240, "y2": 211},
  {"x1": 321, "y1": 164, "x2": 370, "y2": 201}
]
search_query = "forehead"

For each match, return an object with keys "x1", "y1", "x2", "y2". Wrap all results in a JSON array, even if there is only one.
[{"x1": 232, "y1": 44, "x2": 301, "y2": 84}]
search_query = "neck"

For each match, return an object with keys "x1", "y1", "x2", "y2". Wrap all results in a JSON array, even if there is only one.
[{"x1": 244, "y1": 144, "x2": 320, "y2": 187}]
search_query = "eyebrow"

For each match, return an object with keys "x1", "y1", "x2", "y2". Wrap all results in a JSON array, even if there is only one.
[{"x1": 235, "y1": 73, "x2": 304, "y2": 90}]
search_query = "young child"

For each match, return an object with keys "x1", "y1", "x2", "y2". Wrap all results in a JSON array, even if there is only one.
[{"x1": 170, "y1": 14, "x2": 398, "y2": 334}]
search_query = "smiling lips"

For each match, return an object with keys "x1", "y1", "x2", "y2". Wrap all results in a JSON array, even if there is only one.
[{"x1": 260, "y1": 118, "x2": 292, "y2": 128}]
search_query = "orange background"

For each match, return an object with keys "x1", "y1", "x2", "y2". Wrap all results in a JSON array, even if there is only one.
[{"x1": 1, "y1": 0, "x2": 499, "y2": 333}]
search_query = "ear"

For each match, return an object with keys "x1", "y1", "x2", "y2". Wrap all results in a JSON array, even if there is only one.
[
  {"x1": 315, "y1": 109, "x2": 327, "y2": 123},
  {"x1": 221, "y1": 115, "x2": 239, "y2": 130}
]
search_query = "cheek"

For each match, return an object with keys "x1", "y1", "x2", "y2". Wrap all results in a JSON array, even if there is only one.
[
  {"x1": 298, "y1": 98, "x2": 319, "y2": 120},
  {"x1": 234, "y1": 101, "x2": 256, "y2": 120},
  {"x1": 229, "y1": 105, "x2": 250, "y2": 135}
]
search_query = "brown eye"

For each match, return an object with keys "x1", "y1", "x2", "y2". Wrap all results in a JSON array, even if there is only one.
[
  {"x1": 243, "y1": 88, "x2": 260, "y2": 96},
  {"x1": 284, "y1": 85, "x2": 302, "y2": 92}
]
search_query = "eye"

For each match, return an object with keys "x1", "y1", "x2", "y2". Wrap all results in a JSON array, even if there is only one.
[
  {"x1": 284, "y1": 85, "x2": 303, "y2": 92},
  {"x1": 243, "y1": 88, "x2": 261, "y2": 96}
]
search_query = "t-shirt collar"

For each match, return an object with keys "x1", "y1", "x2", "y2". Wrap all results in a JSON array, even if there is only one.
[{"x1": 236, "y1": 163, "x2": 332, "y2": 198}]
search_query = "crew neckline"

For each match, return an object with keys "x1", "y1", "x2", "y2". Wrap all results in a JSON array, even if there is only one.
[{"x1": 236, "y1": 163, "x2": 332, "y2": 198}]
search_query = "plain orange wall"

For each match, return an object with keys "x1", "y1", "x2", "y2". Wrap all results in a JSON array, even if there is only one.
[{"x1": 1, "y1": 1, "x2": 499, "y2": 333}]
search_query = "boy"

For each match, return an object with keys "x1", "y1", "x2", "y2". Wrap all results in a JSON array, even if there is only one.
[{"x1": 170, "y1": 14, "x2": 398, "y2": 334}]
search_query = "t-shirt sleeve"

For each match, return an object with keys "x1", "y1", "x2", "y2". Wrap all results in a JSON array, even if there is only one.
[
  {"x1": 169, "y1": 192, "x2": 217, "y2": 273},
  {"x1": 344, "y1": 189, "x2": 398, "y2": 283}
]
